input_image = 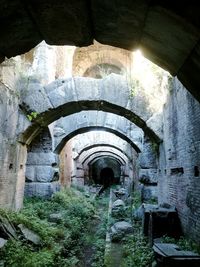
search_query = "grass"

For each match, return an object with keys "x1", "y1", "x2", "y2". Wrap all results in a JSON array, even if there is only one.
[
  {"x1": 122, "y1": 223, "x2": 153, "y2": 267},
  {"x1": 121, "y1": 189, "x2": 154, "y2": 267},
  {"x1": 0, "y1": 188, "x2": 95, "y2": 267}
]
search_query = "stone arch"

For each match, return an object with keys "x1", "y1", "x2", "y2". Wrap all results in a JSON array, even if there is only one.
[
  {"x1": 77, "y1": 144, "x2": 133, "y2": 162},
  {"x1": 72, "y1": 42, "x2": 131, "y2": 77},
  {"x1": 88, "y1": 156, "x2": 123, "y2": 186},
  {"x1": 81, "y1": 149, "x2": 128, "y2": 166},
  {"x1": 52, "y1": 110, "x2": 143, "y2": 153},
  {"x1": 60, "y1": 130, "x2": 137, "y2": 188},
  {"x1": 71, "y1": 131, "x2": 136, "y2": 161},
  {"x1": 1, "y1": 3, "x2": 200, "y2": 101},
  {"x1": 54, "y1": 126, "x2": 141, "y2": 154},
  {"x1": 19, "y1": 74, "x2": 161, "y2": 145}
]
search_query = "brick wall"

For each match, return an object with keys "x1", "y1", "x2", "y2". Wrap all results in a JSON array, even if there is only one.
[{"x1": 159, "y1": 78, "x2": 200, "y2": 242}]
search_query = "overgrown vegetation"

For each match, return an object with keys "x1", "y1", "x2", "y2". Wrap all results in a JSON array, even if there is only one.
[
  {"x1": 121, "y1": 189, "x2": 153, "y2": 267},
  {"x1": 132, "y1": 190, "x2": 142, "y2": 209},
  {"x1": 0, "y1": 188, "x2": 95, "y2": 267},
  {"x1": 122, "y1": 223, "x2": 153, "y2": 267},
  {"x1": 27, "y1": 111, "x2": 38, "y2": 121},
  {"x1": 90, "y1": 192, "x2": 110, "y2": 267},
  {"x1": 161, "y1": 235, "x2": 200, "y2": 254}
]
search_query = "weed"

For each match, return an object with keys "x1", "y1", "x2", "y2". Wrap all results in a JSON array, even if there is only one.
[
  {"x1": 0, "y1": 188, "x2": 95, "y2": 267},
  {"x1": 122, "y1": 223, "x2": 153, "y2": 267},
  {"x1": 161, "y1": 235, "x2": 200, "y2": 254}
]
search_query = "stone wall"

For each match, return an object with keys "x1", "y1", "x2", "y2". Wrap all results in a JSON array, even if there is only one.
[
  {"x1": 159, "y1": 78, "x2": 200, "y2": 242},
  {"x1": 72, "y1": 42, "x2": 132, "y2": 77},
  {"x1": 0, "y1": 81, "x2": 27, "y2": 209},
  {"x1": 25, "y1": 128, "x2": 60, "y2": 198},
  {"x1": 59, "y1": 139, "x2": 74, "y2": 188},
  {"x1": 138, "y1": 136, "x2": 158, "y2": 202}
]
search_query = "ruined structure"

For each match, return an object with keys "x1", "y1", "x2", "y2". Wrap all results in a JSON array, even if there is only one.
[{"x1": 0, "y1": 2, "x2": 200, "y2": 245}]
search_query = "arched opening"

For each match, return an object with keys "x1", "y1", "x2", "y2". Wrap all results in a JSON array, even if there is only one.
[
  {"x1": 89, "y1": 157, "x2": 121, "y2": 188},
  {"x1": 83, "y1": 63, "x2": 123, "y2": 79},
  {"x1": 100, "y1": 167, "x2": 115, "y2": 188}
]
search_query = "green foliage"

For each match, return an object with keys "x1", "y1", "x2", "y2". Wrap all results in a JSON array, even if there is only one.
[
  {"x1": 133, "y1": 190, "x2": 142, "y2": 209},
  {"x1": 122, "y1": 223, "x2": 153, "y2": 267},
  {"x1": 89, "y1": 193, "x2": 109, "y2": 267},
  {"x1": 151, "y1": 142, "x2": 159, "y2": 155},
  {"x1": 128, "y1": 77, "x2": 141, "y2": 98},
  {"x1": 0, "y1": 188, "x2": 95, "y2": 267},
  {"x1": 161, "y1": 235, "x2": 200, "y2": 254},
  {"x1": 2, "y1": 241, "x2": 55, "y2": 267},
  {"x1": 27, "y1": 111, "x2": 38, "y2": 121}
]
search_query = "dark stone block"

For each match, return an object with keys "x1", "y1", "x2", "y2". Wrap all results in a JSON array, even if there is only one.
[
  {"x1": 153, "y1": 243, "x2": 200, "y2": 267},
  {"x1": 142, "y1": 204, "x2": 182, "y2": 239}
]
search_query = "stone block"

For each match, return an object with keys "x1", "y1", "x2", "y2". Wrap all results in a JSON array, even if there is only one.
[
  {"x1": 47, "y1": 78, "x2": 76, "y2": 107},
  {"x1": 76, "y1": 169, "x2": 84, "y2": 178},
  {"x1": 141, "y1": 185, "x2": 158, "y2": 202},
  {"x1": 110, "y1": 221, "x2": 133, "y2": 242},
  {"x1": 21, "y1": 80, "x2": 52, "y2": 113},
  {"x1": 26, "y1": 152, "x2": 58, "y2": 166},
  {"x1": 25, "y1": 166, "x2": 35, "y2": 182},
  {"x1": 139, "y1": 169, "x2": 158, "y2": 184},
  {"x1": 71, "y1": 177, "x2": 84, "y2": 187},
  {"x1": 0, "y1": 238, "x2": 7, "y2": 248},
  {"x1": 18, "y1": 224, "x2": 41, "y2": 245},
  {"x1": 74, "y1": 77, "x2": 100, "y2": 101},
  {"x1": 35, "y1": 166, "x2": 54, "y2": 182},
  {"x1": 24, "y1": 182, "x2": 60, "y2": 198}
]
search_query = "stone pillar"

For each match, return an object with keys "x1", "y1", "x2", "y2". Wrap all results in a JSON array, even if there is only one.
[
  {"x1": 71, "y1": 161, "x2": 85, "y2": 187},
  {"x1": 25, "y1": 128, "x2": 60, "y2": 198},
  {"x1": 139, "y1": 137, "x2": 158, "y2": 202}
]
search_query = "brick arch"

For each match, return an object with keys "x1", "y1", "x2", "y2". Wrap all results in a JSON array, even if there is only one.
[{"x1": 19, "y1": 74, "x2": 161, "y2": 145}]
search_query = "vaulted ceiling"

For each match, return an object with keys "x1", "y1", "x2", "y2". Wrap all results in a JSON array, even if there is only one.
[{"x1": 1, "y1": 1, "x2": 200, "y2": 101}]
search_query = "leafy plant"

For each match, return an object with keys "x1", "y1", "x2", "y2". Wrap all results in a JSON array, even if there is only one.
[
  {"x1": 27, "y1": 111, "x2": 38, "y2": 121},
  {"x1": 122, "y1": 223, "x2": 153, "y2": 267},
  {"x1": 161, "y1": 235, "x2": 200, "y2": 254},
  {"x1": 0, "y1": 188, "x2": 95, "y2": 267}
]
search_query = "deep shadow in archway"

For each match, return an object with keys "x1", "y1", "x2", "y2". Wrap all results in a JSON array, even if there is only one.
[{"x1": 100, "y1": 167, "x2": 115, "y2": 188}]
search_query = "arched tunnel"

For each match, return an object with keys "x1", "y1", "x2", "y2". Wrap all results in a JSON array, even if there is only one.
[
  {"x1": 1, "y1": 2, "x2": 200, "y2": 265},
  {"x1": 89, "y1": 157, "x2": 121, "y2": 188}
]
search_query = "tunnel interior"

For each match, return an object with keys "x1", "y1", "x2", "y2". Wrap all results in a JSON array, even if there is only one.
[
  {"x1": 89, "y1": 157, "x2": 121, "y2": 188},
  {"x1": 1, "y1": 2, "x2": 200, "y2": 265},
  {"x1": 100, "y1": 167, "x2": 114, "y2": 188}
]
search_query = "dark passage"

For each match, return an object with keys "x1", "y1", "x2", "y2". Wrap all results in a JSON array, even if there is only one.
[{"x1": 100, "y1": 167, "x2": 114, "y2": 188}]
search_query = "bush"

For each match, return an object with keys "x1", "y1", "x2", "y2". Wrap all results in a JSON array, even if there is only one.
[
  {"x1": 0, "y1": 188, "x2": 95, "y2": 267},
  {"x1": 122, "y1": 224, "x2": 153, "y2": 267}
]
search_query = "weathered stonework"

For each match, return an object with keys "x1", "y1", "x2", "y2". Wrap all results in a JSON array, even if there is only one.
[
  {"x1": 25, "y1": 128, "x2": 60, "y2": 198},
  {"x1": 159, "y1": 78, "x2": 200, "y2": 241},
  {"x1": 52, "y1": 111, "x2": 143, "y2": 153},
  {"x1": 139, "y1": 136, "x2": 158, "y2": 202},
  {"x1": 19, "y1": 74, "x2": 162, "y2": 146},
  {"x1": 72, "y1": 42, "x2": 132, "y2": 77}
]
